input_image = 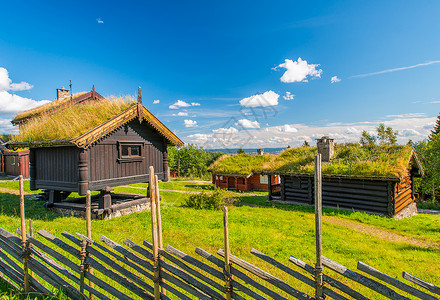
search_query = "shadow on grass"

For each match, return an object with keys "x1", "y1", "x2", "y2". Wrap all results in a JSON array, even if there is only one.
[
  {"x1": 0, "y1": 192, "x2": 62, "y2": 221},
  {"x1": 184, "y1": 184, "x2": 215, "y2": 191}
]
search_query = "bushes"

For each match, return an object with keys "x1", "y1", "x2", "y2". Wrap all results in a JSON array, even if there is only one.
[{"x1": 184, "y1": 188, "x2": 234, "y2": 210}]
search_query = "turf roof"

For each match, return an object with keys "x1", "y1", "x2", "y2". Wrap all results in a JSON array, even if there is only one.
[
  {"x1": 11, "y1": 97, "x2": 136, "y2": 145},
  {"x1": 209, "y1": 144, "x2": 420, "y2": 179},
  {"x1": 208, "y1": 153, "x2": 274, "y2": 176}
]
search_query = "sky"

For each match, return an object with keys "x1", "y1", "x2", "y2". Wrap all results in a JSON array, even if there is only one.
[{"x1": 1, "y1": 0, "x2": 440, "y2": 149}]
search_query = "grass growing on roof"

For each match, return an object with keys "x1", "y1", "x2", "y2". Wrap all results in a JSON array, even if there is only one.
[
  {"x1": 208, "y1": 153, "x2": 274, "y2": 175},
  {"x1": 266, "y1": 144, "x2": 414, "y2": 178},
  {"x1": 12, "y1": 96, "x2": 135, "y2": 144},
  {"x1": 12, "y1": 92, "x2": 88, "y2": 122}
]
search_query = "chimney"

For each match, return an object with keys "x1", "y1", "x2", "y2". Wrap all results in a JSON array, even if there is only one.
[
  {"x1": 317, "y1": 136, "x2": 334, "y2": 162},
  {"x1": 56, "y1": 87, "x2": 69, "y2": 100},
  {"x1": 257, "y1": 148, "x2": 264, "y2": 155}
]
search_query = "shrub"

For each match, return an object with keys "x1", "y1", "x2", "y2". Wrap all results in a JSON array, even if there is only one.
[{"x1": 184, "y1": 188, "x2": 234, "y2": 210}]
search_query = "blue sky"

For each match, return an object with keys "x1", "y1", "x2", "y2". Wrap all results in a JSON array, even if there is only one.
[{"x1": 1, "y1": 0, "x2": 440, "y2": 148}]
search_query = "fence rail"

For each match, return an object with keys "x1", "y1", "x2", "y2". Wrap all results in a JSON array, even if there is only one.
[{"x1": 0, "y1": 166, "x2": 438, "y2": 299}]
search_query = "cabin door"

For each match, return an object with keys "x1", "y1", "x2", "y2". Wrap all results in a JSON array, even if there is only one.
[{"x1": 228, "y1": 177, "x2": 235, "y2": 189}]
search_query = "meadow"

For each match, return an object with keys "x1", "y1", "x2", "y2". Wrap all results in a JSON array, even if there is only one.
[{"x1": 0, "y1": 179, "x2": 439, "y2": 299}]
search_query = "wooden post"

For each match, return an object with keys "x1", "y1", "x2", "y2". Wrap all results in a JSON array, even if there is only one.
[
  {"x1": 19, "y1": 175, "x2": 29, "y2": 293},
  {"x1": 28, "y1": 219, "x2": 33, "y2": 279},
  {"x1": 86, "y1": 190, "x2": 94, "y2": 300},
  {"x1": 223, "y1": 206, "x2": 232, "y2": 300},
  {"x1": 149, "y1": 166, "x2": 160, "y2": 300},
  {"x1": 314, "y1": 154, "x2": 324, "y2": 300},
  {"x1": 154, "y1": 175, "x2": 166, "y2": 295}
]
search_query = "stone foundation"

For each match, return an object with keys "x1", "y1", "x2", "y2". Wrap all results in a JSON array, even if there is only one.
[{"x1": 393, "y1": 202, "x2": 418, "y2": 220}]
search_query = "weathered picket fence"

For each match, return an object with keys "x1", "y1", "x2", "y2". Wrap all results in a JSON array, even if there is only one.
[{"x1": 0, "y1": 161, "x2": 439, "y2": 299}]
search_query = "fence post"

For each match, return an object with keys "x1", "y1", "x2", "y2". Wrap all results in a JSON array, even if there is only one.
[
  {"x1": 149, "y1": 167, "x2": 160, "y2": 300},
  {"x1": 314, "y1": 154, "x2": 324, "y2": 299},
  {"x1": 223, "y1": 206, "x2": 233, "y2": 300},
  {"x1": 154, "y1": 175, "x2": 166, "y2": 295},
  {"x1": 19, "y1": 175, "x2": 30, "y2": 293},
  {"x1": 86, "y1": 190, "x2": 94, "y2": 300}
]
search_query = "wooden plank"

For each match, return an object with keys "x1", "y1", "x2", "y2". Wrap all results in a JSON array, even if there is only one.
[
  {"x1": 61, "y1": 232, "x2": 154, "y2": 300},
  {"x1": 322, "y1": 256, "x2": 411, "y2": 300},
  {"x1": 37, "y1": 230, "x2": 132, "y2": 300},
  {"x1": 315, "y1": 154, "x2": 324, "y2": 300},
  {"x1": 195, "y1": 247, "x2": 270, "y2": 300},
  {"x1": 357, "y1": 262, "x2": 436, "y2": 300},
  {"x1": 160, "y1": 269, "x2": 214, "y2": 300},
  {"x1": 403, "y1": 272, "x2": 440, "y2": 296},
  {"x1": 289, "y1": 256, "x2": 368, "y2": 300},
  {"x1": 0, "y1": 257, "x2": 24, "y2": 289},
  {"x1": 251, "y1": 249, "x2": 347, "y2": 300},
  {"x1": 217, "y1": 249, "x2": 313, "y2": 300}
]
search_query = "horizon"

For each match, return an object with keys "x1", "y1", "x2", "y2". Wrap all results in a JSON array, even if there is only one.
[{"x1": 1, "y1": 1, "x2": 439, "y2": 149}]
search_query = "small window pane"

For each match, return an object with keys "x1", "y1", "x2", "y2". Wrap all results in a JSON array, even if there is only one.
[
  {"x1": 131, "y1": 146, "x2": 140, "y2": 156},
  {"x1": 260, "y1": 175, "x2": 268, "y2": 184},
  {"x1": 121, "y1": 145, "x2": 129, "y2": 156}
]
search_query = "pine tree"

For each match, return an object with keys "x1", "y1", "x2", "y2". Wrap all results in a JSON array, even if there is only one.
[{"x1": 429, "y1": 113, "x2": 440, "y2": 141}]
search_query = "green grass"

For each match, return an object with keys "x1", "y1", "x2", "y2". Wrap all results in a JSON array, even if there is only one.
[
  {"x1": 0, "y1": 180, "x2": 439, "y2": 299},
  {"x1": 209, "y1": 153, "x2": 274, "y2": 175}
]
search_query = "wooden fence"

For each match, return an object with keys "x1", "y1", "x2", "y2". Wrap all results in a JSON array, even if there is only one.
[{"x1": 0, "y1": 163, "x2": 439, "y2": 299}]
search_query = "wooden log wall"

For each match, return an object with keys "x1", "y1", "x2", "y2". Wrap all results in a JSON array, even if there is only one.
[{"x1": 394, "y1": 174, "x2": 414, "y2": 214}]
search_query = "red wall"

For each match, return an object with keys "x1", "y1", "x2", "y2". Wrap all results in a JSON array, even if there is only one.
[
  {"x1": 2, "y1": 150, "x2": 30, "y2": 178},
  {"x1": 212, "y1": 173, "x2": 279, "y2": 191}
]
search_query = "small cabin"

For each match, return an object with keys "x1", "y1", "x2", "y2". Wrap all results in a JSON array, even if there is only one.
[
  {"x1": 264, "y1": 138, "x2": 424, "y2": 218},
  {"x1": 10, "y1": 88, "x2": 183, "y2": 217},
  {"x1": 209, "y1": 153, "x2": 279, "y2": 191}
]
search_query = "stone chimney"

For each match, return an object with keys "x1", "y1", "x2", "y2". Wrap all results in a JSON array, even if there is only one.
[
  {"x1": 56, "y1": 87, "x2": 69, "y2": 100},
  {"x1": 257, "y1": 148, "x2": 264, "y2": 155},
  {"x1": 317, "y1": 136, "x2": 334, "y2": 162}
]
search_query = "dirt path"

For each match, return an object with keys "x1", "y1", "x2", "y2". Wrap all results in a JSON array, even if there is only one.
[
  {"x1": 0, "y1": 187, "x2": 23, "y2": 195},
  {"x1": 323, "y1": 216, "x2": 439, "y2": 249}
]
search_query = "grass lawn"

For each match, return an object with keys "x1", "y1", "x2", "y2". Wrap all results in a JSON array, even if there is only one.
[{"x1": 0, "y1": 179, "x2": 439, "y2": 299}]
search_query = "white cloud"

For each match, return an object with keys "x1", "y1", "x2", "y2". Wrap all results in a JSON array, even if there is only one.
[
  {"x1": 212, "y1": 127, "x2": 238, "y2": 134},
  {"x1": 169, "y1": 100, "x2": 191, "y2": 109},
  {"x1": 331, "y1": 76, "x2": 341, "y2": 84},
  {"x1": 0, "y1": 91, "x2": 50, "y2": 114},
  {"x1": 279, "y1": 124, "x2": 298, "y2": 133},
  {"x1": 153, "y1": 99, "x2": 160, "y2": 104},
  {"x1": 351, "y1": 60, "x2": 440, "y2": 78},
  {"x1": 173, "y1": 112, "x2": 188, "y2": 116},
  {"x1": 283, "y1": 91, "x2": 295, "y2": 101},
  {"x1": 184, "y1": 119, "x2": 198, "y2": 127},
  {"x1": 239, "y1": 91, "x2": 279, "y2": 107},
  {"x1": 236, "y1": 119, "x2": 260, "y2": 129},
  {"x1": 386, "y1": 113, "x2": 426, "y2": 118},
  {"x1": 97, "y1": 18, "x2": 104, "y2": 24},
  {"x1": 187, "y1": 133, "x2": 210, "y2": 143},
  {"x1": 0, "y1": 68, "x2": 33, "y2": 92},
  {"x1": 169, "y1": 100, "x2": 201, "y2": 109},
  {"x1": 274, "y1": 58, "x2": 322, "y2": 83}
]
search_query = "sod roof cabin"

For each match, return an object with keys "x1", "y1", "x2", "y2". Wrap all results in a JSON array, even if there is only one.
[
  {"x1": 264, "y1": 137, "x2": 424, "y2": 218},
  {"x1": 208, "y1": 150, "x2": 280, "y2": 191},
  {"x1": 10, "y1": 88, "x2": 183, "y2": 215},
  {"x1": 11, "y1": 86, "x2": 105, "y2": 126}
]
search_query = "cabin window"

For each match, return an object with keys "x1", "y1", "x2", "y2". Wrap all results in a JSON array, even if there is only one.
[
  {"x1": 118, "y1": 142, "x2": 144, "y2": 162},
  {"x1": 238, "y1": 178, "x2": 245, "y2": 185},
  {"x1": 260, "y1": 175, "x2": 268, "y2": 184}
]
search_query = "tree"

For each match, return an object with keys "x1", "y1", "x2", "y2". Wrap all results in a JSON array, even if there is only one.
[
  {"x1": 414, "y1": 136, "x2": 440, "y2": 201},
  {"x1": 429, "y1": 113, "x2": 440, "y2": 141},
  {"x1": 302, "y1": 140, "x2": 310, "y2": 147},
  {"x1": 359, "y1": 130, "x2": 376, "y2": 146},
  {"x1": 237, "y1": 148, "x2": 245, "y2": 154},
  {"x1": 376, "y1": 123, "x2": 398, "y2": 145}
]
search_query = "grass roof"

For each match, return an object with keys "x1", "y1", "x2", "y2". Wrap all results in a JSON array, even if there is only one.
[
  {"x1": 208, "y1": 153, "x2": 274, "y2": 176},
  {"x1": 265, "y1": 144, "x2": 414, "y2": 178},
  {"x1": 209, "y1": 144, "x2": 416, "y2": 179},
  {"x1": 11, "y1": 96, "x2": 135, "y2": 145},
  {"x1": 12, "y1": 92, "x2": 88, "y2": 122}
]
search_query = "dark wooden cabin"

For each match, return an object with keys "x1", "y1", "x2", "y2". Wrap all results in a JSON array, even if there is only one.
[
  {"x1": 10, "y1": 88, "x2": 183, "y2": 215},
  {"x1": 265, "y1": 138, "x2": 424, "y2": 218}
]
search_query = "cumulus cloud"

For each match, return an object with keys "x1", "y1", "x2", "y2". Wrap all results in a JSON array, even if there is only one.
[
  {"x1": 0, "y1": 68, "x2": 33, "y2": 92},
  {"x1": 184, "y1": 119, "x2": 198, "y2": 127},
  {"x1": 279, "y1": 124, "x2": 298, "y2": 133},
  {"x1": 239, "y1": 91, "x2": 279, "y2": 107},
  {"x1": 97, "y1": 18, "x2": 104, "y2": 24},
  {"x1": 187, "y1": 133, "x2": 210, "y2": 143},
  {"x1": 331, "y1": 76, "x2": 341, "y2": 83},
  {"x1": 212, "y1": 127, "x2": 238, "y2": 134},
  {"x1": 274, "y1": 58, "x2": 322, "y2": 83},
  {"x1": 169, "y1": 100, "x2": 201, "y2": 109},
  {"x1": 236, "y1": 119, "x2": 260, "y2": 129},
  {"x1": 191, "y1": 102, "x2": 200, "y2": 106},
  {"x1": 283, "y1": 92, "x2": 295, "y2": 101},
  {"x1": 153, "y1": 99, "x2": 160, "y2": 104},
  {"x1": 0, "y1": 68, "x2": 49, "y2": 116},
  {"x1": 173, "y1": 112, "x2": 188, "y2": 116}
]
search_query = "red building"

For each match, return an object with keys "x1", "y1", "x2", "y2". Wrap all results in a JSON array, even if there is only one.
[{"x1": 211, "y1": 172, "x2": 280, "y2": 191}]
